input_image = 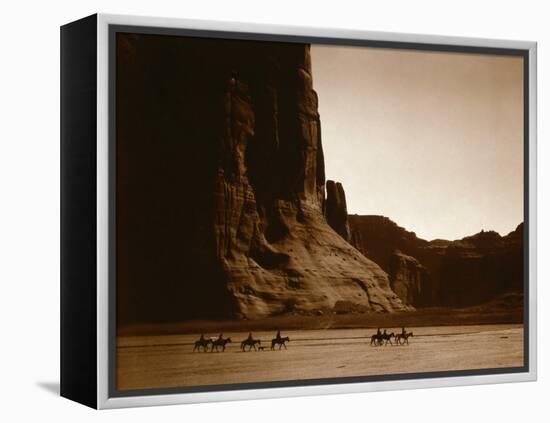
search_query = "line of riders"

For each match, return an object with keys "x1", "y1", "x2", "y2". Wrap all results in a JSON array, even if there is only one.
[
  {"x1": 193, "y1": 331, "x2": 290, "y2": 352},
  {"x1": 193, "y1": 327, "x2": 413, "y2": 352},
  {"x1": 371, "y1": 327, "x2": 414, "y2": 346}
]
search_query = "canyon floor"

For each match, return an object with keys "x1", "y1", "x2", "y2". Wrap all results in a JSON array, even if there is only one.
[{"x1": 117, "y1": 323, "x2": 524, "y2": 391}]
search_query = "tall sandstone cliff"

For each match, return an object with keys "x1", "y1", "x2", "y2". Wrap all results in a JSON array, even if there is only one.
[{"x1": 116, "y1": 34, "x2": 407, "y2": 324}]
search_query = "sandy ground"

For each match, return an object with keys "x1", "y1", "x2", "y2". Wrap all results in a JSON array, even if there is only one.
[{"x1": 117, "y1": 324, "x2": 524, "y2": 390}]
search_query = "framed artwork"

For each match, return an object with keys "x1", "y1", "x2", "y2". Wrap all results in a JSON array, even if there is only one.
[{"x1": 60, "y1": 14, "x2": 537, "y2": 409}]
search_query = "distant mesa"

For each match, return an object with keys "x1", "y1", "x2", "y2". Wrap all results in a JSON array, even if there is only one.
[{"x1": 347, "y1": 214, "x2": 524, "y2": 308}]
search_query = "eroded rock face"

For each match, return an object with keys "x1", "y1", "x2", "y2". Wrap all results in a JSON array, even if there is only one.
[
  {"x1": 116, "y1": 34, "x2": 407, "y2": 324},
  {"x1": 348, "y1": 215, "x2": 524, "y2": 307},
  {"x1": 213, "y1": 46, "x2": 408, "y2": 318},
  {"x1": 389, "y1": 251, "x2": 430, "y2": 306}
]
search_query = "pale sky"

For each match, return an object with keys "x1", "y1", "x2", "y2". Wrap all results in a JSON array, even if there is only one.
[{"x1": 311, "y1": 45, "x2": 524, "y2": 241}]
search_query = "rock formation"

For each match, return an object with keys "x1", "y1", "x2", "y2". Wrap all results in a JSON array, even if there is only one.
[
  {"x1": 388, "y1": 251, "x2": 430, "y2": 306},
  {"x1": 436, "y1": 226, "x2": 524, "y2": 306},
  {"x1": 325, "y1": 180, "x2": 351, "y2": 241},
  {"x1": 116, "y1": 34, "x2": 408, "y2": 324},
  {"x1": 348, "y1": 215, "x2": 524, "y2": 308}
]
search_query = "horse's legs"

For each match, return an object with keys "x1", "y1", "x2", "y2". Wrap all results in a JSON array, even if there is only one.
[{"x1": 283, "y1": 342, "x2": 287, "y2": 349}]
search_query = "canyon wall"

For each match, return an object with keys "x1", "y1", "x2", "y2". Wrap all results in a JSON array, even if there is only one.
[
  {"x1": 348, "y1": 215, "x2": 524, "y2": 307},
  {"x1": 116, "y1": 34, "x2": 408, "y2": 324}
]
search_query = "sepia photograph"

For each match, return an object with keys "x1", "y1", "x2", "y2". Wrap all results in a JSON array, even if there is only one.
[{"x1": 114, "y1": 31, "x2": 526, "y2": 392}]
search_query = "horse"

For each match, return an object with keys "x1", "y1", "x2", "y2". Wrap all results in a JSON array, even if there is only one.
[
  {"x1": 395, "y1": 331, "x2": 413, "y2": 345},
  {"x1": 211, "y1": 336, "x2": 232, "y2": 352},
  {"x1": 371, "y1": 331, "x2": 394, "y2": 346},
  {"x1": 241, "y1": 338, "x2": 261, "y2": 351},
  {"x1": 271, "y1": 336, "x2": 290, "y2": 350},
  {"x1": 370, "y1": 333, "x2": 383, "y2": 346},
  {"x1": 193, "y1": 337, "x2": 212, "y2": 352},
  {"x1": 381, "y1": 332, "x2": 395, "y2": 346}
]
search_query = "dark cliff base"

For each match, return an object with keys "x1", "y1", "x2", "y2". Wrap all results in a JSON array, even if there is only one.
[{"x1": 119, "y1": 292, "x2": 522, "y2": 336}]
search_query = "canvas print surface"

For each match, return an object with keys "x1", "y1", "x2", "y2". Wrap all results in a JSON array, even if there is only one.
[{"x1": 115, "y1": 32, "x2": 525, "y2": 392}]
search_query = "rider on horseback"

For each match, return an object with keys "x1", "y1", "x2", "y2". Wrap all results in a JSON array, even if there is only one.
[{"x1": 271, "y1": 330, "x2": 289, "y2": 350}]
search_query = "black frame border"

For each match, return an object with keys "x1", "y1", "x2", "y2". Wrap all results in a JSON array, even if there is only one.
[{"x1": 60, "y1": 14, "x2": 99, "y2": 409}]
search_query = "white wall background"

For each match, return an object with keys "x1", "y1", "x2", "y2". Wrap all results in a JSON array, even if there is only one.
[{"x1": 0, "y1": 0, "x2": 546, "y2": 421}]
